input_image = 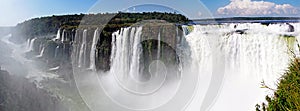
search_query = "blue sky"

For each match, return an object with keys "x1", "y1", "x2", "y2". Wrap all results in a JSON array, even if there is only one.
[{"x1": 0, "y1": 0, "x2": 299, "y2": 26}]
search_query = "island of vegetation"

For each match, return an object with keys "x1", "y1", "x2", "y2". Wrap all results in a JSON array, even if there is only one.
[{"x1": 256, "y1": 58, "x2": 300, "y2": 110}]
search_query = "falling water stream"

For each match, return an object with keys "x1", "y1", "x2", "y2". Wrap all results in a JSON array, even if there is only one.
[
  {"x1": 78, "y1": 29, "x2": 88, "y2": 68},
  {"x1": 1, "y1": 22, "x2": 300, "y2": 111},
  {"x1": 93, "y1": 23, "x2": 299, "y2": 110},
  {"x1": 89, "y1": 28, "x2": 100, "y2": 71}
]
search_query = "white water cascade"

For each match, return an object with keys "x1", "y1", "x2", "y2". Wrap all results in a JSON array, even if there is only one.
[
  {"x1": 54, "y1": 28, "x2": 61, "y2": 41},
  {"x1": 36, "y1": 47, "x2": 45, "y2": 58},
  {"x1": 184, "y1": 23, "x2": 299, "y2": 111},
  {"x1": 28, "y1": 38, "x2": 37, "y2": 51},
  {"x1": 26, "y1": 38, "x2": 31, "y2": 49},
  {"x1": 89, "y1": 28, "x2": 100, "y2": 71},
  {"x1": 71, "y1": 23, "x2": 300, "y2": 111},
  {"x1": 54, "y1": 46, "x2": 59, "y2": 58},
  {"x1": 61, "y1": 29, "x2": 66, "y2": 42},
  {"x1": 78, "y1": 29, "x2": 88, "y2": 68},
  {"x1": 73, "y1": 29, "x2": 80, "y2": 65},
  {"x1": 110, "y1": 27, "x2": 143, "y2": 83},
  {"x1": 94, "y1": 26, "x2": 182, "y2": 110},
  {"x1": 157, "y1": 31, "x2": 161, "y2": 59}
]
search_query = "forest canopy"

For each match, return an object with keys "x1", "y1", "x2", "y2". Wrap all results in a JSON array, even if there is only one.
[{"x1": 11, "y1": 12, "x2": 189, "y2": 43}]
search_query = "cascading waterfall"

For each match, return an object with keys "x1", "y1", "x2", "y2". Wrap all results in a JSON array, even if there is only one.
[
  {"x1": 28, "y1": 38, "x2": 37, "y2": 51},
  {"x1": 54, "y1": 28, "x2": 61, "y2": 41},
  {"x1": 70, "y1": 22, "x2": 299, "y2": 111},
  {"x1": 38, "y1": 43, "x2": 44, "y2": 54},
  {"x1": 78, "y1": 29, "x2": 88, "y2": 68},
  {"x1": 291, "y1": 23, "x2": 300, "y2": 56},
  {"x1": 61, "y1": 29, "x2": 66, "y2": 42},
  {"x1": 0, "y1": 30, "x2": 74, "y2": 111},
  {"x1": 26, "y1": 38, "x2": 31, "y2": 49},
  {"x1": 110, "y1": 27, "x2": 143, "y2": 82},
  {"x1": 157, "y1": 31, "x2": 161, "y2": 59},
  {"x1": 184, "y1": 23, "x2": 296, "y2": 111},
  {"x1": 54, "y1": 46, "x2": 59, "y2": 58},
  {"x1": 36, "y1": 47, "x2": 45, "y2": 58},
  {"x1": 89, "y1": 28, "x2": 100, "y2": 71},
  {"x1": 181, "y1": 25, "x2": 214, "y2": 111},
  {"x1": 73, "y1": 29, "x2": 80, "y2": 65},
  {"x1": 95, "y1": 25, "x2": 182, "y2": 110}
]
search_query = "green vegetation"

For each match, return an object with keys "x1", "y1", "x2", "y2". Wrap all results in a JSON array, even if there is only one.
[
  {"x1": 256, "y1": 58, "x2": 300, "y2": 111},
  {"x1": 282, "y1": 36, "x2": 296, "y2": 53},
  {"x1": 12, "y1": 12, "x2": 189, "y2": 43},
  {"x1": 12, "y1": 12, "x2": 188, "y2": 71},
  {"x1": 186, "y1": 25, "x2": 194, "y2": 33}
]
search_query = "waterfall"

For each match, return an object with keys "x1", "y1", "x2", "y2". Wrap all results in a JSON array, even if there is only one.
[
  {"x1": 182, "y1": 25, "x2": 192, "y2": 36},
  {"x1": 61, "y1": 29, "x2": 66, "y2": 42},
  {"x1": 70, "y1": 23, "x2": 299, "y2": 111},
  {"x1": 36, "y1": 47, "x2": 45, "y2": 58},
  {"x1": 89, "y1": 28, "x2": 100, "y2": 71},
  {"x1": 183, "y1": 23, "x2": 293, "y2": 111},
  {"x1": 54, "y1": 28, "x2": 61, "y2": 41},
  {"x1": 71, "y1": 29, "x2": 76, "y2": 42},
  {"x1": 157, "y1": 31, "x2": 161, "y2": 59},
  {"x1": 94, "y1": 25, "x2": 182, "y2": 110},
  {"x1": 26, "y1": 38, "x2": 31, "y2": 49},
  {"x1": 78, "y1": 29, "x2": 88, "y2": 68},
  {"x1": 73, "y1": 29, "x2": 80, "y2": 65},
  {"x1": 181, "y1": 25, "x2": 214, "y2": 111},
  {"x1": 110, "y1": 27, "x2": 143, "y2": 80},
  {"x1": 28, "y1": 38, "x2": 37, "y2": 51},
  {"x1": 54, "y1": 46, "x2": 59, "y2": 58}
]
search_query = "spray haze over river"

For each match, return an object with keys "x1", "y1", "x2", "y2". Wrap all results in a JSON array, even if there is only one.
[
  {"x1": 1, "y1": 19, "x2": 299, "y2": 110},
  {"x1": 0, "y1": 2, "x2": 300, "y2": 109}
]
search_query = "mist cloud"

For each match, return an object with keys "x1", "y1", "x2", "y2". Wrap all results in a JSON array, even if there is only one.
[{"x1": 217, "y1": 0, "x2": 300, "y2": 16}]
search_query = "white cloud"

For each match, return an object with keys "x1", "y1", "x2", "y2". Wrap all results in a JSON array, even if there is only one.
[{"x1": 217, "y1": 0, "x2": 300, "y2": 16}]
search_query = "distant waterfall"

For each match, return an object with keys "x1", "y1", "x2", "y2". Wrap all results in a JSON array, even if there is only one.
[
  {"x1": 54, "y1": 28, "x2": 61, "y2": 41},
  {"x1": 26, "y1": 39, "x2": 31, "y2": 49},
  {"x1": 54, "y1": 46, "x2": 59, "y2": 58},
  {"x1": 89, "y1": 28, "x2": 100, "y2": 71},
  {"x1": 61, "y1": 29, "x2": 66, "y2": 42},
  {"x1": 78, "y1": 29, "x2": 88, "y2": 68},
  {"x1": 28, "y1": 38, "x2": 37, "y2": 51},
  {"x1": 157, "y1": 31, "x2": 161, "y2": 59},
  {"x1": 36, "y1": 47, "x2": 45, "y2": 58},
  {"x1": 73, "y1": 29, "x2": 80, "y2": 66}
]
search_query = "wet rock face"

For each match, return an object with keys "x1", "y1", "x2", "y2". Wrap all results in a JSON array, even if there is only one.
[
  {"x1": 140, "y1": 22, "x2": 181, "y2": 80},
  {"x1": 234, "y1": 29, "x2": 248, "y2": 34},
  {"x1": 25, "y1": 37, "x2": 72, "y2": 69},
  {"x1": 26, "y1": 21, "x2": 183, "y2": 72},
  {"x1": 96, "y1": 36, "x2": 111, "y2": 71},
  {"x1": 0, "y1": 70, "x2": 66, "y2": 111},
  {"x1": 287, "y1": 23, "x2": 295, "y2": 32},
  {"x1": 141, "y1": 39, "x2": 179, "y2": 80},
  {"x1": 90, "y1": 22, "x2": 182, "y2": 72},
  {"x1": 141, "y1": 21, "x2": 179, "y2": 48}
]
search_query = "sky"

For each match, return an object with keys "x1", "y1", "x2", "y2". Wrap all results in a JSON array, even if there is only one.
[{"x1": 0, "y1": 0, "x2": 299, "y2": 26}]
